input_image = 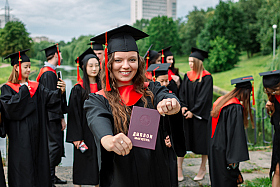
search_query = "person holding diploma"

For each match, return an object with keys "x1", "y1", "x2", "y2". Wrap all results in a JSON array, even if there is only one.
[
  {"x1": 259, "y1": 70, "x2": 280, "y2": 187},
  {"x1": 84, "y1": 25, "x2": 181, "y2": 187},
  {"x1": 208, "y1": 76, "x2": 253, "y2": 186},
  {"x1": 0, "y1": 49, "x2": 65, "y2": 187},
  {"x1": 66, "y1": 48, "x2": 101, "y2": 187}
]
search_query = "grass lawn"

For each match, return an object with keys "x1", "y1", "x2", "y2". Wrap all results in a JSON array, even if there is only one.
[
  {"x1": 175, "y1": 53, "x2": 272, "y2": 92},
  {"x1": 243, "y1": 177, "x2": 271, "y2": 187}
]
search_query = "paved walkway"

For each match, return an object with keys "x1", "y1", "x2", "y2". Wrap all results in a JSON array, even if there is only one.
[{"x1": 2, "y1": 150, "x2": 272, "y2": 187}]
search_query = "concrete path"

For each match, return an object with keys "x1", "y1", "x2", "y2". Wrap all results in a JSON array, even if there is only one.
[{"x1": 2, "y1": 150, "x2": 272, "y2": 187}]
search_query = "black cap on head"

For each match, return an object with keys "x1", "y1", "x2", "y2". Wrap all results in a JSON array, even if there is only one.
[
  {"x1": 144, "y1": 44, "x2": 159, "y2": 63},
  {"x1": 147, "y1": 63, "x2": 170, "y2": 78},
  {"x1": 75, "y1": 47, "x2": 99, "y2": 69},
  {"x1": 90, "y1": 24, "x2": 149, "y2": 54},
  {"x1": 4, "y1": 49, "x2": 30, "y2": 66},
  {"x1": 158, "y1": 46, "x2": 173, "y2": 57},
  {"x1": 259, "y1": 70, "x2": 280, "y2": 88},
  {"x1": 88, "y1": 42, "x2": 104, "y2": 50},
  {"x1": 189, "y1": 47, "x2": 208, "y2": 61},
  {"x1": 40, "y1": 44, "x2": 60, "y2": 57},
  {"x1": 231, "y1": 75, "x2": 253, "y2": 90}
]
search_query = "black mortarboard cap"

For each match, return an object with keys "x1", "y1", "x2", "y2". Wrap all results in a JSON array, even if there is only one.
[
  {"x1": 189, "y1": 47, "x2": 208, "y2": 61},
  {"x1": 144, "y1": 44, "x2": 159, "y2": 66},
  {"x1": 158, "y1": 46, "x2": 173, "y2": 57},
  {"x1": 147, "y1": 63, "x2": 170, "y2": 78},
  {"x1": 4, "y1": 49, "x2": 30, "y2": 66},
  {"x1": 231, "y1": 75, "x2": 253, "y2": 90},
  {"x1": 75, "y1": 47, "x2": 99, "y2": 68},
  {"x1": 90, "y1": 24, "x2": 149, "y2": 54},
  {"x1": 259, "y1": 70, "x2": 280, "y2": 88},
  {"x1": 88, "y1": 42, "x2": 104, "y2": 50},
  {"x1": 40, "y1": 44, "x2": 60, "y2": 57},
  {"x1": 144, "y1": 44, "x2": 153, "y2": 59}
]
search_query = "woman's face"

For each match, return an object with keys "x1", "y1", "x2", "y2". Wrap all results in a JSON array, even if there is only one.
[
  {"x1": 266, "y1": 87, "x2": 280, "y2": 95},
  {"x1": 112, "y1": 51, "x2": 138, "y2": 87},
  {"x1": 16, "y1": 62, "x2": 31, "y2": 80},
  {"x1": 87, "y1": 58, "x2": 100, "y2": 77},
  {"x1": 189, "y1": 57, "x2": 194, "y2": 71},
  {"x1": 156, "y1": 55, "x2": 161, "y2": 64},
  {"x1": 156, "y1": 74, "x2": 169, "y2": 87},
  {"x1": 166, "y1": 56, "x2": 174, "y2": 67}
]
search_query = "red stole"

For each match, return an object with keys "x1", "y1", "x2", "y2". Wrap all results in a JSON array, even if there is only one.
[
  {"x1": 145, "y1": 72, "x2": 153, "y2": 80},
  {"x1": 76, "y1": 80, "x2": 98, "y2": 93},
  {"x1": 6, "y1": 81, "x2": 39, "y2": 98},
  {"x1": 275, "y1": 95, "x2": 280, "y2": 104},
  {"x1": 211, "y1": 97, "x2": 241, "y2": 138},
  {"x1": 36, "y1": 66, "x2": 57, "y2": 82},
  {"x1": 187, "y1": 70, "x2": 211, "y2": 82},
  {"x1": 168, "y1": 69, "x2": 175, "y2": 81},
  {"x1": 96, "y1": 82, "x2": 150, "y2": 106}
]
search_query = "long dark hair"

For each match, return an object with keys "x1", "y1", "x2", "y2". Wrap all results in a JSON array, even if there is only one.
[
  {"x1": 164, "y1": 55, "x2": 179, "y2": 75},
  {"x1": 211, "y1": 87, "x2": 254, "y2": 128},
  {"x1": 82, "y1": 57, "x2": 101, "y2": 98},
  {"x1": 100, "y1": 52, "x2": 154, "y2": 134}
]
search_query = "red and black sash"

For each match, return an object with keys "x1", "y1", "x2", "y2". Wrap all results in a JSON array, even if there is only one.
[
  {"x1": 168, "y1": 69, "x2": 175, "y2": 81},
  {"x1": 187, "y1": 70, "x2": 211, "y2": 82},
  {"x1": 76, "y1": 80, "x2": 98, "y2": 93},
  {"x1": 36, "y1": 66, "x2": 57, "y2": 82},
  {"x1": 96, "y1": 82, "x2": 150, "y2": 106},
  {"x1": 145, "y1": 72, "x2": 153, "y2": 81},
  {"x1": 211, "y1": 96, "x2": 241, "y2": 138},
  {"x1": 275, "y1": 95, "x2": 280, "y2": 104},
  {"x1": 6, "y1": 81, "x2": 39, "y2": 98}
]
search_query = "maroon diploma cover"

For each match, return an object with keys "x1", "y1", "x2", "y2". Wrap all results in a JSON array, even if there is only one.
[{"x1": 128, "y1": 106, "x2": 161, "y2": 150}]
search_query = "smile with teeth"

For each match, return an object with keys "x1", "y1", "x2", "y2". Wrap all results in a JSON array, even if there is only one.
[{"x1": 120, "y1": 71, "x2": 131, "y2": 75}]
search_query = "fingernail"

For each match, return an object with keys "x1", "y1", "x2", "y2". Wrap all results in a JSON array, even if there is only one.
[{"x1": 162, "y1": 114, "x2": 165, "y2": 117}]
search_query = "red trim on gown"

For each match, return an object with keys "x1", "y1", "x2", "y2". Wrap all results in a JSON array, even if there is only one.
[
  {"x1": 187, "y1": 70, "x2": 211, "y2": 82},
  {"x1": 76, "y1": 80, "x2": 98, "y2": 93},
  {"x1": 36, "y1": 66, "x2": 57, "y2": 82},
  {"x1": 6, "y1": 81, "x2": 39, "y2": 98}
]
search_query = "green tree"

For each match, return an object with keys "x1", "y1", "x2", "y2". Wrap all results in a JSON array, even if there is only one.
[
  {"x1": 0, "y1": 21, "x2": 32, "y2": 58},
  {"x1": 206, "y1": 36, "x2": 238, "y2": 72},
  {"x1": 197, "y1": 1, "x2": 247, "y2": 53},
  {"x1": 178, "y1": 7, "x2": 213, "y2": 55},
  {"x1": 133, "y1": 19, "x2": 150, "y2": 30},
  {"x1": 146, "y1": 16, "x2": 181, "y2": 54},
  {"x1": 256, "y1": 0, "x2": 280, "y2": 55},
  {"x1": 30, "y1": 41, "x2": 54, "y2": 62}
]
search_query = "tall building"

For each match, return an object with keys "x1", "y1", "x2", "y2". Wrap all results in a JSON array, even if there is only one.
[
  {"x1": 131, "y1": 0, "x2": 177, "y2": 24},
  {"x1": 0, "y1": 0, "x2": 19, "y2": 28}
]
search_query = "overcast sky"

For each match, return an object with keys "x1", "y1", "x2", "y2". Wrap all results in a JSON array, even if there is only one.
[{"x1": 0, "y1": 0, "x2": 236, "y2": 42}]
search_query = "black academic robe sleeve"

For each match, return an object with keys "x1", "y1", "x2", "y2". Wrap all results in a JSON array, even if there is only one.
[
  {"x1": 66, "y1": 85, "x2": 85, "y2": 142},
  {"x1": 189, "y1": 75, "x2": 213, "y2": 120},
  {"x1": 178, "y1": 74, "x2": 188, "y2": 108},
  {"x1": 225, "y1": 104, "x2": 249, "y2": 164},
  {"x1": 39, "y1": 71, "x2": 66, "y2": 120},
  {"x1": 0, "y1": 85, "x2": 36, "y2": 120},
  {"x1": 150, "y1": 82, "x2": 179, "y2": 106}
]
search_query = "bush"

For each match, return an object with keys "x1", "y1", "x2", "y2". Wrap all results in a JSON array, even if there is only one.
[{"x1": 205, "y1": 36, "x2": 239, "y2": 73}]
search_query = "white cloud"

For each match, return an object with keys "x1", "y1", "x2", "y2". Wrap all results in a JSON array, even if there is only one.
[{"x1": 0, "y1": 0, "x2": 234, "y2": 42}]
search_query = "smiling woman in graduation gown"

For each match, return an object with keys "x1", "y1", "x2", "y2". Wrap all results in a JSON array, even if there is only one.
[
  {"x1": 0, "y1": 50, "x2": 64, "y2": 187},
  {"x1": 208, "y1": 76, "x2": 253, "y2": 187},
  {"x1": 84, "y1": 25, "x2": 181, "y2": 187},
  {"x1": 66, "y1": 48, "x2": 101, "y2": 186}
]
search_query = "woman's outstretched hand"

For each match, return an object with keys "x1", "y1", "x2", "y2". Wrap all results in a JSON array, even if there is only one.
[
  {"x1": 101, "y1": 133, "x2": 133, "y2": 156},
  {"x1": 157, "y1": 98, "x2": 180, "y2": 116}
]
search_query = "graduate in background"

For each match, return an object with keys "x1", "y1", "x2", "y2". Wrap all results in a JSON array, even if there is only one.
[
  {"x1": 143, "y1": 45, "x2": 160, "y2": 81},
  {"x1": 259, "y1": 70, "x2": 280, "y2": 187},
  {"x1": 84, "y1": 25, "x2": 181, "y2": 187},
  {"x1": 89, "y1": 42, "x2": 104, "y2": 66},
  {"x1": 147, "y1": 63, "x2": 180, "y2": 187},
  {"x1": 37, "y1": 44, "x2": 67, "y2": 185},
  {"x1": 0, "y1": 103, "x2": 6, "y2": 187},
  {"x1": 66, "y1": 48, "x2": 101, "y2": 187},
  {"x1": 208, "y1": 76, "x2": 253, "y2": 187},
  {"x1": 178, "y1": 47, "x2": 213, "y2": 181},
  {"x1": 0, "y1": 49, "x2": 65, "y2": 187}
]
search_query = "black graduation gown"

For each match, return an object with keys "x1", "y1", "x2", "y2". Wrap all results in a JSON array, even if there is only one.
[
  {"x1": 66, "y1": 84, "x2": 99, "y2": 185},
  {"x1": 38, "y1": 70, "x2": 67, "y2": 167},
  {"x1": 179, "y1": 74, "x2": 213, "y2": 154},
  {"x1": 84, "y1": 82, "x2": 178, "y2": 187},
  {"x1": 269, "y1": 97, "x2": 280, "y2": 179},
  {"x1": 0, "y1": 83, "x2": 62, "y2": 187},
  {"x1": 0, "y1": 103, "x2": 6, "y2": 187},
  {"x1": 208, "y1": 104, "x2": 249, "y2": 187}
]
